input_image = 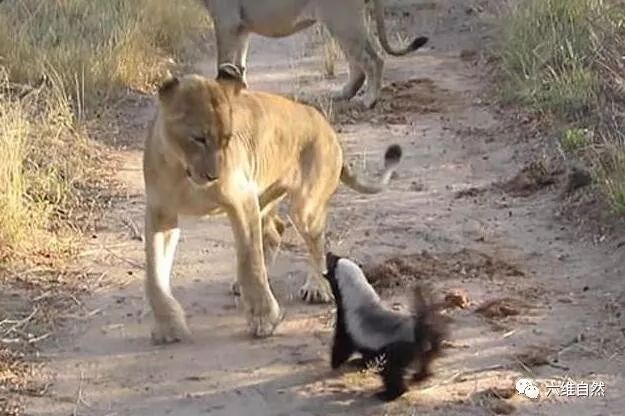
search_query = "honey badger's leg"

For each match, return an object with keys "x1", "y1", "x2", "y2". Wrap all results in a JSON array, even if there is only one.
[
  {"x1": 376, "y1": 343, "x2": 416, "y2": 402},
  {"x1": 331, "y1": 320, "x2": 355, "y2": 369},
  {"x1": 346, "y1": 351, "x2": 385, "y2": 369},
  {"x1": 412, "y1": 345, "x2": 443, "y2": 383}
]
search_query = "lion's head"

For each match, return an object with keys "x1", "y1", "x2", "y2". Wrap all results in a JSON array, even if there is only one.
[{"x1": 156, "y1": 64, "x2": 245, "y2": 187}]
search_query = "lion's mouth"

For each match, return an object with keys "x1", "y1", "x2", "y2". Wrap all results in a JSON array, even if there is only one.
[{"x1": 185, "y1": 168, "x2": 218, "y2": 185}]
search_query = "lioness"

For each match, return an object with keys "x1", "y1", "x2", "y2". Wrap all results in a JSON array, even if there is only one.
[
  {"x1": 203, "y1": 0, "x2": 428, "y2": 108},
  {"x1": 143, "y1": 64, "x2": 402, "y2": 342}
]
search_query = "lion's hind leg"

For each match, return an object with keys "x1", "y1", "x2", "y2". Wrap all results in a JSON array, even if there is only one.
[
  {"x1": 322, "y1": 6, "x2": 382, "y2": 108},
  {"x1": 289, "y1": 199, "x2": 333, "y2": 304}
]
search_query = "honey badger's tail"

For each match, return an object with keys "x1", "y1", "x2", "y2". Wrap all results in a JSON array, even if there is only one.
[
  {"x1": 410, "y1": 286, "x2": 447, "y2": 360},
  {"x1": 340, "y1": 144, "x2": 402, "y2": 194}
]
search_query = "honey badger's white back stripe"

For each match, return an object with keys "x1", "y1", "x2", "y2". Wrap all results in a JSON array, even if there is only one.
[
  {"x1": 336, "y1": 258, "x2": 381, "y2": 308},
  {"x1": 335, "y1": 258, "x2": 414, "y2": 350}
]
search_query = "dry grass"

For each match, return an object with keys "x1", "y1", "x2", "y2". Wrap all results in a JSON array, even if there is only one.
[
  {"x1": 315, "y1": 26, "x2": 343, "y2": 79},
  {"x1": 0, "y1": 0, "x2": 210, "y2": 264},
  {"x1": 499, "y1": 0, "x2": 625, "y2": 215},
  {"x1": 0, "y1": 1, "x2": 211, "y2": 412},
  {"x1": 0, "y1": 70, "x2": 105, "y2": 263},
  {"x1": 0, "y1": 0, "x2": 211, "y2": 108}
]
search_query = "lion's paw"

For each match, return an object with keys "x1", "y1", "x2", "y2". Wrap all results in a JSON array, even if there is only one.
[
  {"x1": 150, "y1": 315, "x2": 192, "y2": 345},
  {"x1": 299, "y1": 277, "x2": 333, "y2": 304},
  {"x1": 246, "y1": 298, "x2": 284, "y2": 338}
]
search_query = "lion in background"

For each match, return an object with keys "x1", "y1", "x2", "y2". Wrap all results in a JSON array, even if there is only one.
[
  {"x1": 203, "y1": 0, "x2": 429, "y2": 108},
  {"x1": 142, "y1": 64, "x2": 402, "y2": 342}
]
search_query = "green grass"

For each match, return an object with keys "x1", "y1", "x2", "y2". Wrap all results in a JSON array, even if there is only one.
[
  {"x1": 499, "y1": 0, "x2": 625, "y2": 215},
  {"x1": 561, "y1": 128, "x2": 591, "y2": 153}
]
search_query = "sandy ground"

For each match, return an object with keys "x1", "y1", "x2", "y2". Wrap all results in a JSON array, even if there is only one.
[{"x1": 25, "y1": 1, "x2": 625, "y2": 415}]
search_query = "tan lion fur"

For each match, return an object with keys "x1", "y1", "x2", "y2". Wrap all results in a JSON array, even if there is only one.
[
  {"x1": 203, "y1": 0, "x2": 429, "y2": 108},
  {"x1": 142, "y1": 65, "x2": 402, "y2": 342}
]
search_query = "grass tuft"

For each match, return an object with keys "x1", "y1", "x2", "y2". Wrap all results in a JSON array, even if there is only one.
[{"x1": 499, "y1": 0, "x2": 625, "y2": 215}]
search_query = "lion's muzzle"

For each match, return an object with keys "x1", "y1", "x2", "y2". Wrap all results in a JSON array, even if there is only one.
[{"x1": 185, "y1": 168, "x2": 218, "y2": 187}]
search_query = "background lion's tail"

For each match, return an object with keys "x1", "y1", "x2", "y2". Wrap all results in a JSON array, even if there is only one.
[
  {"x1": 372, "y1": 0, "x2": 429, "y2": 57},
  {"x1": 339, "y1": 144, "x2": 402, "y2": 194}
]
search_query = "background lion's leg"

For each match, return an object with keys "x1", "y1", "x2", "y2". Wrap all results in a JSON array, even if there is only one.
[
  {"x1": 214, "y1": 19, "x2": 248, "y2": 84},
  {"x1": 322, "y1": 6, "x2": 381, "y2": 107},
  {"x1": 226, "y1": 196, "x2": 282, "y2": 338},
  {"x1": 233, "y1": 30, "x2": 251, "y2": 86},
  {"x1": 144, "y1": 206, "x2": 190, "y2": 344},
  {"x1": 330, "y1": 41, "x2": 366, "y2": 101},
  {"x1": 324, "y1": 24, "x2": 366, "y2": 101},
  {"x1": 360, "y1": 40, "x2": 384, "y2": 108},
  {"x1": 289, "y1": 201, "x2": 333, "y2": 304}
]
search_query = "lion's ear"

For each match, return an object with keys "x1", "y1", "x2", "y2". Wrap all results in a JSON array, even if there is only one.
[
  {"x1": 216, "y1": 63, "x2": 245, "y2": 96},
  {"x1": 157, "y1": 75, "x2": 179, "y2": 102}
]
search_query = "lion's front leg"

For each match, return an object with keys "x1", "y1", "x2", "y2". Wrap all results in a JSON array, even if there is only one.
[
  {"x1": 226, "y1": 196, "x2": 283, "y2": 338},
  {"x1": 144, "y1": 206, "x2": 191, "y2": 344},
  {"x1": 230, "y1": 210, "x2": 285, "y2": 296}
]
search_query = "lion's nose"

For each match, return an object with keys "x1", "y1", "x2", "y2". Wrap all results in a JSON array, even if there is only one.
[{"x1": 203, "y1": 173, "x2": 218, "y2": 182}]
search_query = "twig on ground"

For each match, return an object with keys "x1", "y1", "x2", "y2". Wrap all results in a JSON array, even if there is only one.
[
  {"x1": 122, "y1": 216, "x2": 144, "y2": 242},
  {"x1": 72, "y1": 370, "x2": 90, "y2": 416},
  {"x1": 1, "y1": 307, "x2": 39, "y2": 336},
  {"x1": 102, "y1": 246, "x2": 143, "y2": 269},
  {"x1": 60, "y1": 306, "x2": 105, "y2": 321}
]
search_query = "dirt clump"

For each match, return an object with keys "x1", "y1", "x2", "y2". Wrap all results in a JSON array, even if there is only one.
[
  {"x1": 333, "y1": 78, "x2": 459, "y2": 125},
  {"x1": 512, "y1": 345, "x2": 556, "y2": 368},
  {"x1": 364, "y1": 249, "x2": 525, "y2": 289},
  {"x1": 474, "y1": 297, "x2": 527, "y2": 319},
  {"x1": 454, "y1": 186, "x2": 487, "y2": 199},
  {"x1": 470, "y1": 387, "x2": 517, "y2": 414},
  {"x1": 443, "y1": 289, "x2": 472, "y2": 309},
  {"x1": 496, "y1": 160, "x2": 563, "y2": 197}
]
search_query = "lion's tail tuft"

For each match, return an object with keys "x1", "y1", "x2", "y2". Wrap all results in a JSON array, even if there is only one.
[{"x1": 340, "y1": 144, "x2": 403, "y2": 194}]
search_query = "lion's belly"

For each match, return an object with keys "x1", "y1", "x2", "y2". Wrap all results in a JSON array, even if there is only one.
[{"x1": 241, "y1": 0, "x2": 317, "y2": 37}]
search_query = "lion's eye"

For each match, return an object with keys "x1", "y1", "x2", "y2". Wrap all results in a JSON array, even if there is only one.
[{"x1": 192, "y1": 136, "x2": 207, "y2": 145}]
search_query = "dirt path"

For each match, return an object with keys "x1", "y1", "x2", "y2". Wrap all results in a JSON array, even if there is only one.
[{"x1": 25, "y1": 1, "x2": 625, "y2": 415}]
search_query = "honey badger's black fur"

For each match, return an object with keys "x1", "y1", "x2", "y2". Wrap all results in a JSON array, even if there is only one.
[{"x1": 324, "y1": 252, "x2": 447, "y2": 401}]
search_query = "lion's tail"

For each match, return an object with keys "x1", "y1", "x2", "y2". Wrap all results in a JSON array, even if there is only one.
[
  {"x1": 372, "y1": 0, "x2": 429, "y2": 57},
  {"x1": 340, "y1": 144, "x2": 402, "y2": 194}
]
